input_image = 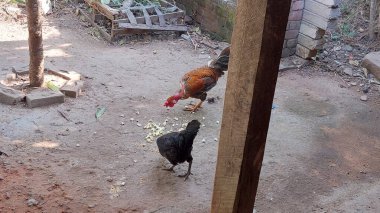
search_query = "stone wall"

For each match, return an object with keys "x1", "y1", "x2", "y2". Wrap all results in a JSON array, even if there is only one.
[
  {"x1": 177, "y1": 0, "x2": 340, "y2": 58},
  {"x1": 176, "y1": 0, "x2": 236, "y2": 41}
]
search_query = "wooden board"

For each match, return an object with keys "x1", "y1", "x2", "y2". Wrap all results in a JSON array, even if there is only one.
[
  {"x1": 211, "y1": 0, "x2": 292, "y2": 212},
  {"x1": 142, "y1": 7, "x2": 152, "y2": 26},
  {"x1": 118, "y1": 23, "x2": 187, "y2": 31},
  {"x1": 154, "y1": 6, "x2": 166, "y2": 26},
  {"x1": 85, "y1": 0, "x2": 118, "y2": 20},
  {"x1": 124, "y1": 9, "x2": 137, "y2": 25},
  {"x1": 115, "y1": 11, "x2": 184, "y2": 24}
]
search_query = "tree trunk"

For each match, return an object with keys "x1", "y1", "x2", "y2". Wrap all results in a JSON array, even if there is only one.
[
  {"x1": 369, "y1": 0, "x2": 377, "y2": 40},
  {"x1": 27, "y1": 0, "x2": 44, "y2": 87}
]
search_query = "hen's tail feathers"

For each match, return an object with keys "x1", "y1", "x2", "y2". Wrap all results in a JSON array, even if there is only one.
[
  {"x1": 209, "y1": 46, "x2": 230, "y2": 72},
  {"x1": 185, "y1": 120, "x2": 201, "y2": 135}
]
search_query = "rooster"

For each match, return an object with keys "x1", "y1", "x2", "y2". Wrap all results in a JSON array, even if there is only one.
[
  {"x1": 164, "y1": 46, "x2": 230, "y2": 112},
  {"x1": 156, "y1": 120, "x2": 201, "y2": 180}
]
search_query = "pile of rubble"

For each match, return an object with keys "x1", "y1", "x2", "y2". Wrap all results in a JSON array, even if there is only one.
[{"x1": 0, "y1": 66, "x2": 84, "y2": 108}]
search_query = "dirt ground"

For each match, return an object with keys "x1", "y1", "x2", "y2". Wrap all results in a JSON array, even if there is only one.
[{"x1": 1, "y1": 6, "x2": 380, "y2": 213}]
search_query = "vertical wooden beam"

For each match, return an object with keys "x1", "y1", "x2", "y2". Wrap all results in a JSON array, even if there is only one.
[{"x1": 211, "y1": 0, "x2": 292, "y2": 212}]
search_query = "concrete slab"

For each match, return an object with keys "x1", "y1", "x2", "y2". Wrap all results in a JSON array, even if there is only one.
[
  {"x1": 313, "y1": 0, "x2": 341, "y2": 7},
  {"x1": 299, "y1": 21, "x2": 326, "y2": 39},
  {"x1": 296, "y1": 44, "x2": 317, "y2": 59},
  {"x1": 297, "y1": 33, "x2": 325, "y2": 50},
  {"x1": 26, "y1": 88, "x2": 65, "y2": 108},
  {"x1": 305, "y1": 0, "x2": 341, "y2": 19},
  {"x1": 303, "y1": 10, "x2": 338, "y2": 30},
  {"x1": 0, "y1": 84, "x2": 25, "y2": 105}
]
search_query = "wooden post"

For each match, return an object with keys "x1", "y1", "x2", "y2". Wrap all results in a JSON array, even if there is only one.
[
  {"x1": 369, "y1": 0, "x2": 377, "y2": 40},
  {"x1": 211, "y1": 0, "x2": 292, "y2": 212}
]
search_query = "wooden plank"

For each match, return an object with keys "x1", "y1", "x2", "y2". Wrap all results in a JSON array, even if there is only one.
[
  {"x1": 118, "y1": 23, "x2": 187, "y2": 31},
  {"x1": 154, "y1": 6, "x2": 166, "y2": 26},
  {"x1": 142, "y1": 7, "x2": 152, "y2": 26},
  {"x1": 84, "y1": 0, "x2": 118, "y2": 20},
  {"x1": 124, "y1": 9, "x2": 137, "y2": 25},
  {"x1": 77, "y1": 7, "x2": 112, "y2": 42},
  {"x1": 211, "y1": 0, "x2": 292, "y2": 212},
  {"x1": 115, "y1": 11, "x2": 184, "y2": 24}
]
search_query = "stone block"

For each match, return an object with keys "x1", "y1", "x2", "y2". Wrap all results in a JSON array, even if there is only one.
[
  {"x1": 0, "y1": 84, "x2": 25, "y2": 105},
  {"x1": 287, "y1": 38, "x2": 298, "y2": 48},
  {"x1": 296, "y1": 44, "x2": 317, "y2": 59},
  {"x1": 299, "y1": 21, "x2": 326, "y2": 39},
  {"x1": 303, "y1": 10, "x2": 338, "y2": 30},
  {"x1": 305, "y1": 0, "x2": 341, "y2": 19},
  {"x1": 60, "y1": 80, "x2": 84, "y2": 98},
  {"x1": 288, "y1": 20, "x2": 302, "y2": 30},
  {"x1": 288, "y1": 10, "x2": 303, "y2": 21},
  {"x1": 26, "y1": 89, "x2": 64, "y2": 108},
  {"x1": 282, "y1": 48, "x2": 292, "y2": 58},
  {"x1": 285, "y1": 30, "x2": 299, "y2": 39},
  {"x1": 362, "y1": 51, "x2": 380, "y2": 80},
  {"x1": 297, "y1": 33, "x2": 325, "y2": 50},
  {"x1": 313, "y1": 0, "x2": 340, "y2": 7}
]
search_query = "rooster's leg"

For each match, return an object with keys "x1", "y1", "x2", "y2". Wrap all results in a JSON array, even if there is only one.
[
  {"x1": 178, "y1": 160, "x2": 192, "y2": 181},
  {"x1": 184, "y1": 101, "x2": 203, "y2": 112},
  {"x1": 163, "y1": 164, "x2": 176, "y2": 172}
]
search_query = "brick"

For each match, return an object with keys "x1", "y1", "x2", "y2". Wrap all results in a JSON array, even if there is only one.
[
  {"x1": 288, "y1": 10, "x2": 303, "y2": 21},
  {"x1": 305, "y1": 0, "x2": 340, "y2": 19},
  {"x1": 287, "y1": 21, "x2": 302, "y2": 30},
  {"x1": 313, "y1": 0, "x2": 340, "y2": 7},
  {"x1": 0, "y1": 84, "x2": 25, "y2": 105},
  {"x1": 26, "y1": 89, "x2": 64, "y2": 108},
  {"x1": 296, "y1": 44, "x2": 317, "y2": 59},
  {"x1": 299, "y1": 21, "x2": 326, "y2": 39},
  {"x1": 285, "y1": 30, "x2": 299, "y2": 39},
  {"x1": 303, "y1": 10, "x2": 338, "y2": 30},
  {"x1": 287, "y1": 38, "x2": 298, "y2": 48},
  {"x1": 292, "y1": 0, "x2": 305, "y2": 10},
  {"x1": 362, "y1": 51, "x2": 380, "y2": 80},
  {"x1": 290, "y1": 47, "x2": 296, "y2": 55},
  {"x1": 297, "y1": 33, "x2": 325, "y2": 50},
  {"x1": 282, "y1": 48, "x2": 292, "y2": 58},
  {"x1": 60, "y1": 80, "x2": 84, "y2": 98}
]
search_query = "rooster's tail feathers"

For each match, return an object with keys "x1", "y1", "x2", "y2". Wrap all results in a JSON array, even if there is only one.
[{"x1": 208, "y1": 46, "x2": 230, "y2": 71}]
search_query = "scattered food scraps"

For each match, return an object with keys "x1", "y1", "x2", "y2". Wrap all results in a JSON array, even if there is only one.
[{"x1": 144, "y1": 120, "x2": 166, "y2": 142}]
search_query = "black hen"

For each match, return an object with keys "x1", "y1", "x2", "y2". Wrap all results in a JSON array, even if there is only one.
[{"x1": 156, "y1": 120, "x2": 201, "y2": 180}]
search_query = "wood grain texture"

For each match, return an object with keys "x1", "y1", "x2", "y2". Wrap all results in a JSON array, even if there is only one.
[
  {"x1": 27, "y1": 0, "x2": 44, "y2": 87},
  {"x1": 211, "y1": 0, "x2": 292, "y2": 212}
]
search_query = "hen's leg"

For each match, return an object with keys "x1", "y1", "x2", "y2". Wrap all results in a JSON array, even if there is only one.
[
  {"x1": 163, "y1": 164, "x2": 176, "y2": 172},
  {"x1": 178, "y1": 160, "x2": 192, "y2": 181}
]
